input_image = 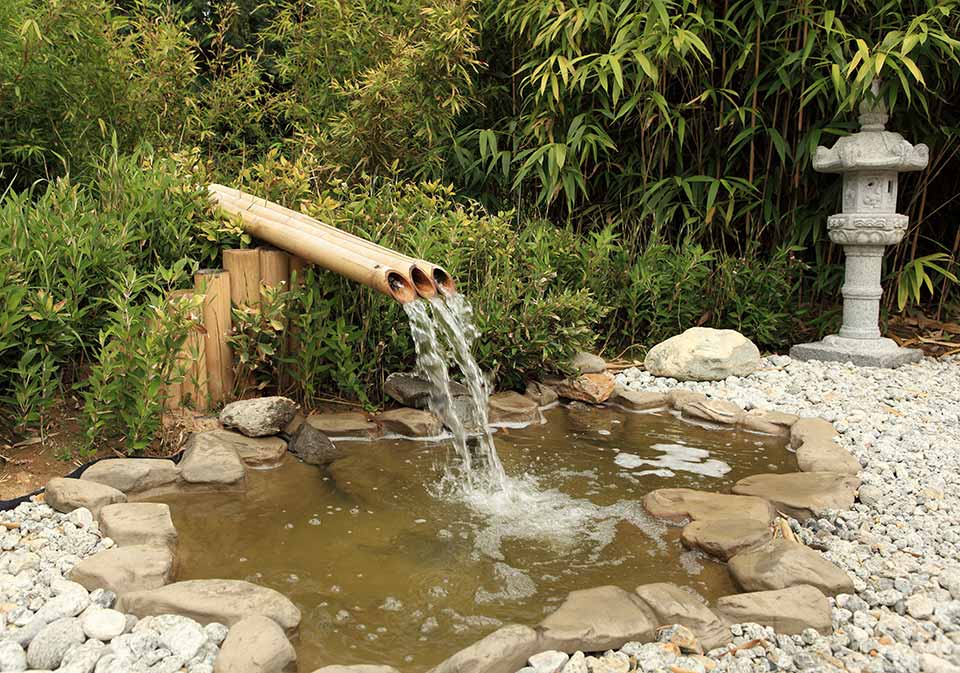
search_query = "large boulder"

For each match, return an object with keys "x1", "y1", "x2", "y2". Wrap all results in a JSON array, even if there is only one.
[
  {"x1": 180, "y1": 432, "x2": 247, "y2": 487},
  {"x1": 633, "y1": 582, "x2": 731, "y2": 651},
  {"x1": 644, "y1": 328, "x2": 760, "y2": 381},
  {"x1": 643, "y1": 488, "x2": 775, "y2": 525},
  {"x1": 98, "y1": 503, "x2": 178, "y2": 550},
  {"x1": 220, "y1": 397, "x2": 297, "y2": 437},
  {"x1": 375, "y1": 408, "x2": 443, "y2": 437},
  {"x1": 727, "y1": 539, "x2": 855, "y2": 596},
  {"x1": 69, "y1": 545, "x2": 175, "y2": 595},
  {"x1": 197, "y1": 429, "x2": 287, "y2": 468},
  {"x1": 731, "y1": 472, "x2": 861, "y2": 520},
  {"x1": 80, "y1": 459, "x2": 180, "y2": 496},
  {"x1": 680, "y1": 518, "x2": 771, "y2": 561},
  {"x1": 383, "y1": 372, "x2": 468, "y2": 409},
  {"x1": 288, "y1": 424, "x2": 344, "y2": 466},
  {"x1": 550, "y1": 373, "x2": 616, "y2": 404},
  {"x1": 539, "y1": 586, "x2": 656, "y2": 652},
  {"x1": 306, "y1": 412, "x2": 382, "y2": 439},
  {"x1": 429, "y1": 624, "x2": 542, "y2": 673},
  {"x1": 118, "y1": 580, "x2": 301, "y2": 634},
  {"x1": 714, "y1": 585, "x2": 831, "y2": 635},
  {"x1": 487, "y1": 392, "x2": 542, "y2": 426},
  {"x1": 213, "y1": 615, "x2": 296, "y2": 673},
  {"x1": 44, "y1": 478, "x2": 126, "y2": 517}
]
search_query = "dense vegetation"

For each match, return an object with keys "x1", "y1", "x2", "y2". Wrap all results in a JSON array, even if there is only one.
[{"x1": 1, "y1": 0, "x2": 958, "y2": 452}]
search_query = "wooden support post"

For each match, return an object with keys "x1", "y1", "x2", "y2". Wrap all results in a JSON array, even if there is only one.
[
  {"x1": 195, "y1": 269, "x2": 234, "y2": 407},
  {"x1": 259, "y1": 247, "x2": 290, "y2": 291},
  {"x1": 223, "y1": 248, "x2": 261, "y2": 308}
]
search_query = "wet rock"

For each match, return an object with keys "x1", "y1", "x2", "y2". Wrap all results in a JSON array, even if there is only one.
[
  {"x1": 213, "y1": 614, "x2": 295, "y2": 673},
  {"x1": 288, "y1": 424, "x2": 344, "y2": 466},
  {"x1": 550, "y1": 373, "x2": 616, "y2": 404},
  {"x1": 220, "y1": 396, "x2": 297, "y2": 437},
  {"x1": 608, "y1": 385, "x2": 668, "y2": 411},
  {"x1": 383, "y1": 372, "x2": 468, "y2": 409},
  {"x1": 633, "y1": 582, "x2": 730, "y2": 651},
  {"x1": 539, "y1": 586, "x2": 656, "y2": 652},
  {"x1": 728, "y1": 538, "x2": 855, "y2": 596},
  {"x1": 375, "y1": 408, "x2": 443, "y2": 437},
  {"x1": 678, "y1": 398, "x2": 744, "y2": 425},
  {"x1": 569, "y1": 352, "x2": 606, "y2": 374},
  {"x1": 715, "y1": 585, "x2": 832, "y2": 635},
  {"x1": 306, "y1": 412, "x2": 382, "y2": 439},
  {"x1": 80, "y1": 459, "x2": 180, "y2": 495},
  {"x1": 180, "y1": 432, "x2": 247, "y2": 487},
  {"x1": 524, "y1": 381, "x2": 559, "y2": 407},
  {"x1": 738, "y1": 409, "x2": 798, "y2": 436},
  {"x1": 487, "y1": 392, "x2": 542, "y2": 426},
  {"x1": 429, "y1": 623, "x2": 542, "y2": 673},
  {"x1": 643, "y1": 488, "x2": 775, "y2": 525},
  {"x1": 69, "y1": 544, "x2": 175, "y2": 595},
  {"x1": 99, "y1": 502, "x2": 178, "y2": 550},
  {"x1": 80, "y1": 607, "x2": 126, "y2": 641},
  {"x1": 0, "y1": 641, "x2": 26, "y2": 672},
  {"x1": 198, "y1": 429, "x2": 287, "y2": 468},
  {"x1": 44, "y1": 478, "x2": 126, "y2": 517},
  {"x1": 667, "y1": 389, "x2": 706, "y2": 408},
  {"x1": 311, "y1": 667, "x2": 401, "y2": 673},
  {"x1": 117, "y1": 579, "x2": 301, "y2": 634},
  {"x1": 731, "y1": 472, "x2": 861, "y2": 520},
  {"x1": 680, "y1": 517, "x2": 771, "y2": 561},
  {"x1": 26, "y1": 617, "x2": 84, "y2": 669},
  {"x1": 644, "y1": 327, "x2": 760, "y2": 381}
]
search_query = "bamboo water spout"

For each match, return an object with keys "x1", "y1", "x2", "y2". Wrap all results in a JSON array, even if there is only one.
[
  {"x1": 209, "y1": 184, "x2": 456, "y2": 296},
  {"x1": 211, "y1": 191, "x2": 418, "y2": 304}
]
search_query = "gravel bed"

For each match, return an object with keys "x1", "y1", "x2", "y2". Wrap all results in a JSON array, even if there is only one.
[{"x1": 0, "y1": 502, "x2": 225, "y2": 672}]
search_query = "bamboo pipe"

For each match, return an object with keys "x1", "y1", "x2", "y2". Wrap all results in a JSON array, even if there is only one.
[
  {"x1": 195, "y1": 269, "x2": 234, "y2": 406},
  {"x1": 210, "y1": 184, "x2": 456, "y2": 296},
  {"x1": 211, "y1": 193, "x2": 418, "y2": 303}
]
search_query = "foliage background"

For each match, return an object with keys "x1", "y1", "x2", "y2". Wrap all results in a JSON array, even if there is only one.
[{"x1": 1, "y1": 0, "x2": 958, "y2": 449}]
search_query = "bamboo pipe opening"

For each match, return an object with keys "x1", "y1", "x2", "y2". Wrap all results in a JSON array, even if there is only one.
[
  {"x1": 386, "y1": 271, "x2": 417, "y2": 303},
  {"x1": 431, "y1": 266, "x2": 456, "y2": 296},
  {"x1": 409, "y1": 265, "x2": 437, "y2": 299}
]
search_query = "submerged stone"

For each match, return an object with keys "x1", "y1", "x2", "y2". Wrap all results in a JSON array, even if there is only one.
[{"x1": 289, "y1": 423, "x2": 344, "y2": 466}]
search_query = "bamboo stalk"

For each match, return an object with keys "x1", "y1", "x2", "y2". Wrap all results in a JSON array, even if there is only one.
[
  {"x1": 223, "y1": 248, "x2": 261, "y2": 308},
  {"x1": 195, "y1": 269, "x2": 234, "y2": 407}
]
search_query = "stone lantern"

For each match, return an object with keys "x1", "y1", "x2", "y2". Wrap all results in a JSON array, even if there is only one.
[{"x1": 791, "y1": 82, "x2": 929, "y2": 368}]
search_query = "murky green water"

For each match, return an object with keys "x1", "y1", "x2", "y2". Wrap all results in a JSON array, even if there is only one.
[{"x1": 157, "y1": 406, "x2": 793, "y2": 671}]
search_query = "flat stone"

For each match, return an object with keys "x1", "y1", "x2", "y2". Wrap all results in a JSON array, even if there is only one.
[
  {"x1": 633, "y1": 582, "x2": 731, "y2": 651},
  {"x1": 525, "y1": 381, "x2": 559, "y2": 407},
  {"x1": 117, "y1": 579, "x2": 301, "y2": 634},
  {"x1": 790, "y1": 335, "x2": 921, "y2": 369},
  {"x1": 383, "y1": 372, "x2": 468, "y2": 409},
  {"x1": 180, "y1": 432, "x2": 247, "y2": 487},
  {"x1": 679, "y1": 399, "x2": 744, "y2": 425},
  {"x1": 306, "y1": 412, "x2": 382, "y2": 439},
  {"x1": 375, "y1": 408, "x2": 443, "y2": 437},
  {"x1": 26, "y1": 617, "x2": 84, "y2": 669},
  {"x1": 99, "y1": 503, "x2": 178, "y2": 550},
  {"x1": 728, "y1": 539, "x2": 855, "y2": 596},
  {"x1": 796, "y1": 441, "x2": 861, "y2": 475},
  {"x1": 644, "y1": 328, "x2": 760, "y2": 381},
  {"x1": 288, "y1": 424, "x2": 344, "y2": 466},
  {"x1": 44, "y1": 478, "x2": 126, "y2": 517},
  {"x1": 550, "y1": 373, "x2": 616, "y2": 404},
  {"x1": 69, "y1": 545, "x2": 175, "y2": 595},
  {"x1": 731, "y1": 472, "x2": 861, "y2": 520},
  {"x1": 80, "y1": 459, "x2": 180, "y2": 495},
  {"x1": 643, "y1": 489, "x2": 775, "y2": 525},
  {"x1": 789, "y1": 417, "x2": 838, "y2": 448},
  {"x1": 715, "y1": 585, "x2": 832, "y2": 635},
  {"x1": 738, "y1": 409, "x2": 798, "y2": 436},
  {"x1": 487, "y1": 392, "x2": 542, "y2": 426},
  {"x1": 312, "y1": 667, "x2": 401, "y2": 673},
  {"x1": 429, "y1": 624, "x2": 542, "y2": 673},
  {"x1": 680, "y1": 518, "x2": 771, "y2": 561},
  {"x1": 199, "y1": 429, "x2": 287, "y2": 468},
  {"x1": 220, "y1": 396, "x2": 297, "y2": 437},
  {"x1": 569, "y1": 352, "x2": 606, "y2": 373},
  {"x1": 667, "y1": 390, "x2": 707, "y2": 408},
  {"x1": 213, "y1": 614, "x2": 296, "y2": 673},
  {"x1": 609, "y1": 385, "x2": 668, "y2": 411},
  {"x1": 539, "y1": 585, "x2": 656, "y2": 652}
]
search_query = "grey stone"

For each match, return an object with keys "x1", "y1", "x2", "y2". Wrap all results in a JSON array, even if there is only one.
[
  {"x1": 219, "y1": 396, "x2": 297, "y2": 437},
  {"x1": 151, "y1": 614, "x2": 209, "y2": 660},
  {"x1": 528, "y1": 650, "x2": 569, "y2": 673},
  {"x1": 311, "y1": 667, "x2": 401, "y2": 673},
  {"x1": 539, "y1": 585, "x2": 656, "y2": 652},
  {"x1": 80, "y1": 459, "x2": 180, "y2": 495},
  {"x1": 791, "y1": 333, "x2": 922, "y2": 369},
  {"x1": 43, "y1": 479, "x2": 126, "y2": 518},
  {"x1": 69, "y1": 545, "x2": 175, "y2": 595},
  {"x1": 36, "y1": 586, "x2": 89, "y2": 623},
  {"x1": 560, "y1": 652, "x2": 587, "y2": 673},
  {"x1": 58, "y1": 638, "x2": 108, "y2": 673},
  {"x1": 26, "y1": 617, "x2": 84, "y2": 669},
  {"x1": 383, "y1": 372, "x2": 468, "y2": 409},
  {"x1": 569, "y1": 352, "x2": 606, "y2": 374},
  {"x1": 213, "y1": 615, "x2": 296, "y2": 673},
  {"x1": 98, "y1": 503, "x2": 178, "y2": 550},
  {"x1": 715, "y1": 585, "x2": 832, "y2": 635},
  {"x1": 0, "y1": 641, "x2": 26, "y2": 672},
  {"x1": 728, "y1": 539, "x2": 855, "y2": 596},
  {"x1": 80, "y1": 608, "x2": 126, "y2": 641},
  {"x1": 288, "y1": 424, "x2": 344, "y2": 467},
  {"x1": 198, "y1": 429, "x2": 287, "y2": 468},
  {"x1": 180, "y1": 433, "x2": 246, "y2": 487},
  {"x1": 524, "y1": 381, "x2": 559, "y2": 407},
  {"x1": 644, "y1": 328, "x2": 760, "y2": 381}
]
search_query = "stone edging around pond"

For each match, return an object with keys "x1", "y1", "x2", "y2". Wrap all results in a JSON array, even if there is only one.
[{"x1": 34, "y1": 383, "x2": 862, "y2": 673}]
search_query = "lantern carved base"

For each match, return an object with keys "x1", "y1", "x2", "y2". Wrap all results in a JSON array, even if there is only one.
[{"x1": 790, "y1": 334, "x2": 921, "y2": 368}]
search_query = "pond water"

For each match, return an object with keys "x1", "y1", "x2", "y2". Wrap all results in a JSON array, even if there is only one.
[{"x1": 157, "y1": 405, "x2": 793, "y2": 671}]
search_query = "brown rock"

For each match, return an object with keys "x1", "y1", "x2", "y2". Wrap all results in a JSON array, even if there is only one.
[
  {"x1": 738, "y1": 409, "x2": 798, "y2": 436},
  {"x1": 796, "y1": 441, "x2": 861, "y2": 475},
  {"x1": 428, "y1": 624, "x2": 542, "y2": 673},
  {"x1": 539, "y1": 585, "x2": 656, "y2": 652},
  {"x1": 118, "y1": 579, "x2": 301, "y2": 634},
  {"x1": 99, "y1": 503, "x2": 178, "y2": 550},
  {"x1": 679, "y1": 399, "x2": 744, "y2": 425},
  {"x1": 487, "y1": 392, "x2": 542, "y2": 426},
  {"x1": 551, "y1": 372, "x2": 616, "y2": 404},
  {"x1": 667, "y1": 390, "x2": 708, "y2": 408},
  {"x1": 69, "y1": 545, "x2": 175, "y2": 595},
  {"x1": 180, "y1": 433, "x2": 246, "y2": 487},
  {"x1": 213, "y1": 615, "x2": 296, "y2": 673},
  {"x1": 306, "y1": 412, "x2": 382, "y2": 439},
  {"x1": 715, "y1": 585, "x2": 832, "y2": 635},
  {"x1": 375, "y1": 408, "x2": 442, "y2": 437},
  {"x1": 312, "y1": 668, "x2": 400, "y2": 673},
  {"x1": 731, "y1": 472, "x2": 860, "y2": 520},
  {"x1": 44, "y1": 478, "x2": 126, "y2": 517},
  {"x1": 80, "y1": 459, "x2": 180, "y2": 495},
  {"x1": 789, "y1": 417, "x2": 838, "y2": 449},
  {"x1": 570, "y1": 351, "x2": 606, "y2": 373},
  {"x1": 198, "y1": 429, "x2": 287, "y2": 468},
  {"x1": 634, "y1": 582, "x2": 731, "y2": 651},
  {"x1": 524, "y1": 381, "x2": 559, "y2": 407},
  {"x1": 610, "y1": 386, "x2": 669, "y2": 411},
  {"x1": 680, "y1": 518, "x2": 771, "y2": 561},
  {"x1": 728, "y1": 539, "x2": 855, "y2": 596},
  {"x1": 643, "y1": 489, "x2": 775, "y2": 525},
  {"x1": 383, "y1": 372, "x2": 468, "y2": 409}
]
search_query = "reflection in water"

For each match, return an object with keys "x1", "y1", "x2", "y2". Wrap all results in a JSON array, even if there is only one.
[{"x1": 155, "y1": 406, "x2": 792, "y2": 672}]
